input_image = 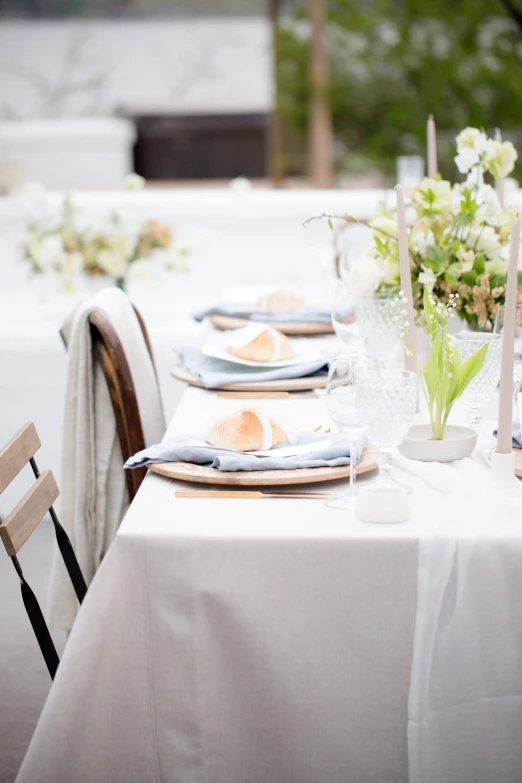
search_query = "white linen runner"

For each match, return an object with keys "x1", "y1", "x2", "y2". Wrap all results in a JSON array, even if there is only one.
[
  {"x1": 408, "y1": 478, "x2": 522, "y2": 782},
  {"x1": 48, "y1": 287, "x2": 165, "y2": 630}
]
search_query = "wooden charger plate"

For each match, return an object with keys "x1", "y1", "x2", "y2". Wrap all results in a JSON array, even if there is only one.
[
  {"x1": 149, "y1": 445, "x2": 378, "y2": 486},
  {"x1": 171, "y1": 363, "x2": 328, "y2": 392},
  {"x1": 210, "y1": 313, "x2": 334, "y2": 336}
]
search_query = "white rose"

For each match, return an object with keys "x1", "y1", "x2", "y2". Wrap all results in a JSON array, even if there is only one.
[
  {"x1": 29, "y1": 234, "x2": 67, "y2": 271},
  {"x1": 97, "y1": 249, "x2": 129, "y2": 277},
  {"x1": 348, "y1": 248, "x2": 384, "y2": 297}
]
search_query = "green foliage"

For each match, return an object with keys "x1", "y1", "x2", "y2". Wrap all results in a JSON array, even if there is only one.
[
  {"x1": 277, "y1": 0, "x2": 522, "y2": 179},
  {"x1": 418, "y1": 290, "x2": 488, "y2": 439}
]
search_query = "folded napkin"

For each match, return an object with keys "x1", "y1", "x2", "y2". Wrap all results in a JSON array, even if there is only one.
[
  {"x1": 176, "y1": 347, "x2": 328, "y2": 390},
  {"x1": 193, "y1": 305, "x2": 334, "y2": 325},
  {"x1": 125, "y1": 432, "x2": 365, "y2": 472}
]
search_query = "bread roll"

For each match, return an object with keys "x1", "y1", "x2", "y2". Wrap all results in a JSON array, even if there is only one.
[
  {"x1": 207, "y1": 410, "x2": 286, "y2": 452},
  {"x1": 227, "y1": 326, "x2": 294, "y2": 363},
  {"x1": 256, "y1": 290, "x2": 306, "y2": 313}
]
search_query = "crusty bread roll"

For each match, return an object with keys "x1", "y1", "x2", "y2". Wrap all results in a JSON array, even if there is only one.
[
  {"x1": 207, "y1": 410, "x2": 286, "y2": 452},
  {"x1": 228, "y1": 326, "x2": 294, "y2": 363},
  {"x1": 256, "y1": 290, "x2": 306, "y2": 313}
]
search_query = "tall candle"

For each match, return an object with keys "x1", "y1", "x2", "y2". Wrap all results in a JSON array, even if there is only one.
[
  {"x1": 395, "y1": 184, "x2": 416, "y2": 372},
  {"x1": 497, "y1": 217, "x2": 520, "y2": 453},
  {"x1": 427, "y1": 115, "x2": 438, "y2": 178},
  {"x1": 495, "y1": 128, "x2": 504, "y2": 208}
]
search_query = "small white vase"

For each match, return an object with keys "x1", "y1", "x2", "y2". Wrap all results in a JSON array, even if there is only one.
[{"x1": 398, "y1": 424, "x2": 477, "y2": 462}]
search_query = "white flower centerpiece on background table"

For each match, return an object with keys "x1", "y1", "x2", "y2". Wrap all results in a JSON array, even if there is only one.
[
  {"x1": 343, "y1": 127, "x2": 520, "y2": 332},
  {"x1": 21, "y1": 173, "x2": 189, "y2": 293}
]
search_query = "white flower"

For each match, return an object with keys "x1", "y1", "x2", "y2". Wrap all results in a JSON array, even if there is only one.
[
  {"x1": 466, "y1": 224, "x2": 499, "y2": 256},
  {"x1": 348, "y1": 248, "x2": 384, "y2": 297},
  {"x1": 124, "y1": 173, "x2": 146, "y2": 191},
  {"x1": 128, "y1": 258, "x2": 153, "y2": 282},
  {"x1": 457, "y1": 246, "x2": 475, "y2": 272},
  {"x1": 229, "y1": 176, "x2": 253, "y2": 195},
  {"x1": 418, "y1": 265, "x2": 437, "y2": 292},
  {"x1": 29, "y1": 234, "x2": 67, "y2": 271},
  {"x1": 488, "y1": 141, "x2": 518, "y2": 180},
  {"x1": 455, "y1": 148, "x2": 481, "y2": 174},
  {"x1": 369, "y1": 215, "x2": 398, "y2": 238},
  {"x1": 456, "y1": 127, "x2": 487, "y2": 152},
  {"x1": 62, "y1": 252, "x2": 83, "y2": 278},
  {"x1": 413, "y1": 178, "x2": 452, "y2": 211},
  {"x1": 411, "y1": 227, "x2": 435, "y2": 254},
  {"x1": 485, "y1": 257, "x2": 509, "y2": 277},
  {"x1": 97, "y1": 249, "x2": 129, "y2": 277},
  {"x1": 475, "y1": 183, "x2": 502, "y2": 224}
]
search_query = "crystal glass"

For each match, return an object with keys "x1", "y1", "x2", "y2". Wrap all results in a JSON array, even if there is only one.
[
  {"x1": 323, "y1": 354, "x2": 369, "y2": 510},
  {"x1": 493, "y1": 305, "x2": 522, "y2": 395},
  {"x1": 331, "y1": 280, "x2": 361, "y2": 359},
  {"x1": 356, "y1": 369, "x2": 418, "y2": 487},
  {"x1": 453, "y1": 332, "x2": 502, "y2": 427},
  {"x1": 355, "y1": 293, "x2": 401, "y2": 367},
  {"x1": 396, "y1": 155, "x2": 425, "y2": 187}
]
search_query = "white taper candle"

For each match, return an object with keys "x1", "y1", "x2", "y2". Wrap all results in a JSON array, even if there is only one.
[
  {"x1": 427, "y1": 115, "x2": 438, "y2": 178},
  {"x1": 395, "y1": 184, "x2": 416, "y2": 372},
  {"x1": 497, "y1": 216, "x2": 520, "y2": 454},
  {"x1": 495, "y1": 128, "x2": 504, "y2": 208}
]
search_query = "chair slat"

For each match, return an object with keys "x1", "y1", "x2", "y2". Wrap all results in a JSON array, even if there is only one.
[
  {"x1": 0, "y1": 423, "x2": 41, "y2": 495},
  {"x1": 0, "y1": 470, "x2": 59, "y2": 556}
]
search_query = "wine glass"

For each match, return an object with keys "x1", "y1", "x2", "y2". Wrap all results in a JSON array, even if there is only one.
[
  {"x1": 355, "y1": 292, "x2": 401, "y2": 368},
  {"x1": 356, "y1": 369, "x2": 418, "y2": 488},
  {"x1": 331, "y1": 280, "x2": 361, "y2": 358},
  {"x1": 323, "y1": 354, "x2": 369, "y2": 510},
  {"x1": 453, "y1": 332, "x2": 502, "y2": 427},
  {"x1": 494, "y1": 305, "x2": 522, "y2": 397}
]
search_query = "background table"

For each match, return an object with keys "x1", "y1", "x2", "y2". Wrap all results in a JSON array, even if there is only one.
[{"x1": 16, "y1": 386, "x2": 452, "y2": 783}]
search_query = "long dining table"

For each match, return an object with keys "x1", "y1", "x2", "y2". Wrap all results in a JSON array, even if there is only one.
[{"x1": 15, "y1": 379, "x2": 484, "y2": 783}]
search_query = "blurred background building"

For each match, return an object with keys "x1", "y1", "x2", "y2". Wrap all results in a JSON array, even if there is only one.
[{"x1": 1, "y1": 0, "x2": 522, "y2": 188}]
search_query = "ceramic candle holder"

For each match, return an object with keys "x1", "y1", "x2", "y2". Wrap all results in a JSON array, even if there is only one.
[
  {"x1": 356, "y1": 484, "x2": 409, "y2": 524},
  {"x1": 490, "y1": 450, "x2": 522, "y2": 496}
]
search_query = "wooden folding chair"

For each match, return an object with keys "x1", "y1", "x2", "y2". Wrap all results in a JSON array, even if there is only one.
[
  {"x1": 60, "y1": 303, "x2": 159, "y2": 502},
  {"x1": 0, "y1": 423, "x2": 88, "y2": 679}
]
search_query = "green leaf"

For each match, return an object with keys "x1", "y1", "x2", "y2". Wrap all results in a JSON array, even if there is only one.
[{"x1": 451, "y1": 343, "x2": 488, "y2": 401}]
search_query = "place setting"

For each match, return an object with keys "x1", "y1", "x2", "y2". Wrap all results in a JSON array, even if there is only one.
[
  {"x1": 193, "y1": 288, "x2": 336, "y2": 335},
  {"x1": 172, "y1": 321, "x2": 334, "y2": 392}
]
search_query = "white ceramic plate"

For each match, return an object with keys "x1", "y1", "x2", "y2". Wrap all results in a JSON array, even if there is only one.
[
  {"x1": 201, "y1": 331, "x2": 324, "y2": 369},
  {"x1": 398, "y1": 424, "x2": 478, "y2": 462}
]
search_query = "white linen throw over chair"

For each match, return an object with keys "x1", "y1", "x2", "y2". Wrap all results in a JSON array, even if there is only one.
[{"x1": 49, "y1": 288, "x2": 165, "y2": 631}]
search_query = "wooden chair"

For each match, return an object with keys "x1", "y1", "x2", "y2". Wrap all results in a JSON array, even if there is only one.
[
  {"x1": 0, "y1": 423, "x2": 88, "y2": 679},
  {"x1": 60, "y1": 304, "x2": 158, "y2": 502}
]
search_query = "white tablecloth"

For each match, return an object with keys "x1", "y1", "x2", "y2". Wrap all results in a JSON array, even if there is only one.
[{"x1": 17, "y1": 387, "x2": 513, "y2": 783}]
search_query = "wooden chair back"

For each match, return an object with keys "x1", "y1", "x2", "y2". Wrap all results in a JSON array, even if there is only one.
[
  {"x1": 61, "y1": 303, "x2": 158, "y2": 502},
  {"x1": 0, "y1": 423, "x2": 88, "y2": 679}
]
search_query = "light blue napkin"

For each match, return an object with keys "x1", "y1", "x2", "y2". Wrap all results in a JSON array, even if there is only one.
[
  {"x1": 193, "y1": 305, "x2": 334, "y2": 325},
  {"x1": 492, "y1": 421, "x2": 521, "y2": 447},
  {"x1": 125, "y1": 432, "x2": 366, "y2": 472},
  {"x1": 176, "y1": 347, "x2": 328, "y2": 390}
]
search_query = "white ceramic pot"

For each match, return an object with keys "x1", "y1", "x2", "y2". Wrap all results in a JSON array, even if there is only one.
[{"x1": 398, "y1": 424, "x2": 477, "y2": 462}]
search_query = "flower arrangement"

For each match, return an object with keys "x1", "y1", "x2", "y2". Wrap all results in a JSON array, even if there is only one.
[
  {"x1": 22, "y1": 175, "x2": 184, "y2": 291},
  {"x1": 344, "y1": 127, "x2": 521, "y2": 330},
  {"x1": 404, "y1": 289, "x2": 488, "y2": 440}
]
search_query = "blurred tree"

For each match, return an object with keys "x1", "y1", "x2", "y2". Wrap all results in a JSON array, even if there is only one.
[{"x1": 277, "y1": 0, "x2": 522, "y2": 181}]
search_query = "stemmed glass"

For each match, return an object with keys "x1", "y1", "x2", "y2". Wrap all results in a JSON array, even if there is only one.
[
  {"x1": 323, "y1": 354, "x2": 369, "y2": 510},
  {"x1": 331, "y1": 280, "x2": 361, "y2": 358},
  {"x1": 453, "y1": 333, "x2": 502, "y2": 427},
  {"x1": 355, "y1": 369, "x2": 418, "y2": 488},
  {"x1": 355, "y1": 292, "x2": 401, "y2": 368},
  {"x1": 494, "y1": 305, "x2": 522, "y2": 397}
]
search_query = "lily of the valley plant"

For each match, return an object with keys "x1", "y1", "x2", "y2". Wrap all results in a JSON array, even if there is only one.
[
  {"x1": 407, "y1": 290, "x2": 488, "y2": 440},
  {"x1": 345, "y1": 127, "x2": 521, "y2": 330}
]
